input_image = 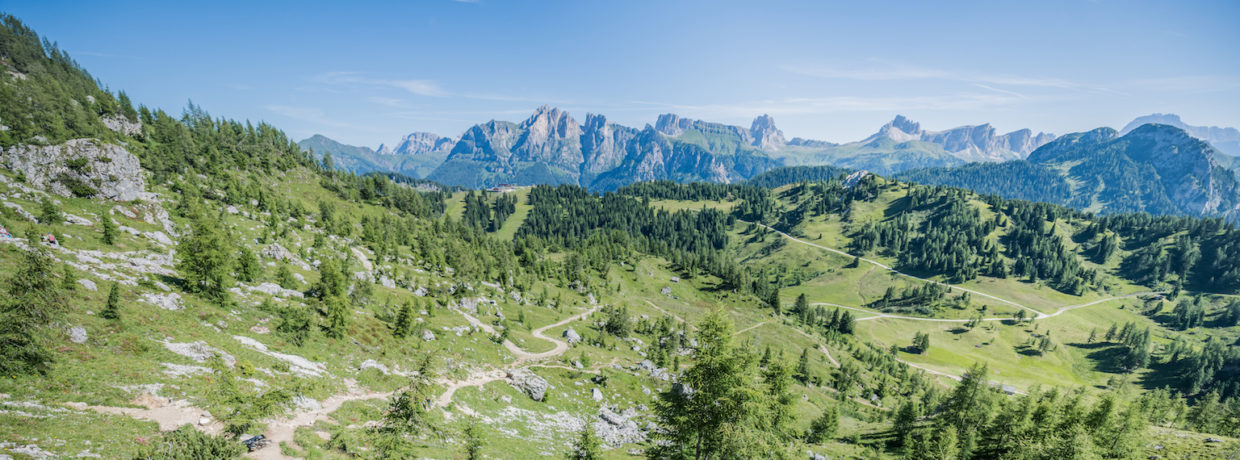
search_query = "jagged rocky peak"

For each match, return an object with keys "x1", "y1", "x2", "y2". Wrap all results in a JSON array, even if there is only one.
[
  {"x1": 390, "y1": 132, "x2": 454, "y2": 155},
  {"x1": 512, "y1": 106, "x2": 583, "y2": 167},
  {"x1": 889, "y1": 115, "x2": 923, "y2": 134},
  {"x1": 749, "y1": 114, "x2": 786, "y2": 150},
  {"x1": 520, "y1": 105, "x2": 581, "y2": 139},
  {"x1": 375, "y1": 143, "x2": 391, "y2": 155},
  {"x1": 875, "y1": 115, "x2": 924, "y2": 141},
  {"x1": 654, "y1": 113, "x2": 692, "y2": 137}
]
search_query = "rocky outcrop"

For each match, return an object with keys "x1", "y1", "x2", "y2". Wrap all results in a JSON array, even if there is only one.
[
  {"x1": 749, "y1": 114, "x2": 786, "y2": 150},
  {"x1": 507, "y1": 367, "x2": 550, "y2": 401},
  {"x1": 101, "y1": 115, "x2": 141, "y2": 136},
  {"x1": 2, "y1": 139, "x2": 146, "y2": 201}
]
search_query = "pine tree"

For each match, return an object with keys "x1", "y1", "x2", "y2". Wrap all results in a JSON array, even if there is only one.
[
  {"x1": 0, "y1": 247, "x2": 66, "y2": 374},
  {"x1": 38, "y1": 196, "x2": 62, "y2": 225},
  {"x1": 892, "y1": 400, "x2": 920, "y2": 445},
  {"x1": 176, "y1": 212, "x2": 233, "y2": 303},
  {"x1": 794, "y1": 293, "x2": 809, "y2": 316},
  {"x1": 392, "y1": 300, "x2": 414, "y2": 339},
  {"x1": 464, "y1": 419, "x2": 483, "y2": 460},
  {"x1": 796, "y1": 348, "x2": 811, "y2": 383},
  {"x1": 322, "y1": 295, "x2": 350, "y2": 339},
  {"x1": 60, "y1": 264, "x2": 76, "y2": 292},
  {"x1": 234, "y1": 246, "x2": 261, "y2": 283},
  {"x1": 276, "y1": 263, "x2": 297, "y2": 290},
  {"x1": 275, "y1": 305, "x2": 312, "y2": 346},
  {"x1": 101, "y1": 216, "x2": 117, "y2": 245},
  {"x1": 806, "y1": 404, "x2": 839, "y2": 443},
  {"x1": 567, "y1": 425, "x2": 602, "y2": 460},
  {"x1": 100, "y1": 282, "x2": 121, "y2": 320}
]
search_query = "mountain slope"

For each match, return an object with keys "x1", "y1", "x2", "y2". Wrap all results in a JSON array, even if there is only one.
[
  {"x1": 898, "y1": 124, "x2": 1240, "y2": 220},
  {"x1": 1122, "y1": 113, "x2": 1240, "y2": 157},
  {"x1": 297, "y1": 132, "x2": 452, "y2": 179}
]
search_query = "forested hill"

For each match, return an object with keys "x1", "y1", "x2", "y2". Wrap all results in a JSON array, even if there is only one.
[{"x1": 897, "y1": 124, "x2": 1240, "y2": 221}]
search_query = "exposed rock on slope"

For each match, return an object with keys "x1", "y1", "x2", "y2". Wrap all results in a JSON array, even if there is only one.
[{"x1": 2, "y1": 138, "x2": 146, "y2": 201}]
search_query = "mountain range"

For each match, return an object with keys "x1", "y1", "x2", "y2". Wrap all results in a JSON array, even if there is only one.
[
  {"x1": 299, "y1": 111, "x2": 1060, "y2": 187},
  {"x1": 300, "y1": 109, "x2": 1240, "y2": 220}
]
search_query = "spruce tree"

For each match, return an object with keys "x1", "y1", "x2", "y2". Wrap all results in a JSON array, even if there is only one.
[
  {"x1": 100, "y1": 283, "x2": 121, "y2": 320},
  {"x1": 234, "y1": 246, "x2": 261, "y2": 283},
  {"x1": 0, "y1": 247, "x2": 65, "y2": 374},
  {"x1": 38, "y1": 197, "x2": 62, "y2": 225},
  {"x1": 176, "y1": 212, "x2": 233, "y2": 303},
  {"x1": 101, "y1": 216, "x2": 117, "y2": 245},
  {"x1": 567, "y1": 425, "x2": 602, "y2": 460},
  {"x1": 806, "y1": 405, "x2": 838, "y2": 443},
  {"x1": 393, "y1": 300, "x2": 414, "y2": 339},
  {"x1": 322, "y1": 295, "x2": 350, "y2": 339}
]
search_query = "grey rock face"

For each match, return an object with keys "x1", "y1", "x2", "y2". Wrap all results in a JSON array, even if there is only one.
[
  {"x1": 389, "y1": 132, "x2": 455, "y2": 156},
  {"x1": 592, "y1": 406, "x2": 647, "y2": 447},
  {"x1": 507, "y1": 367, "x2": 550, "y2": 401},
  {"x1": 513, "y1": 105, "x2": 584, "y2": 169},
  {"x1": 749, "y1": 114, "x2": 786, "y2": 150},
  {"x1": 869, "y1": 115, "x2": 1055, "y2": 161},
  {"x1": 2, "y1": 139, "x2": 146, "y2": 201},
  {"x1": 580, "y1": 113, "x2": 638, "y2": 175},
  {"x1": 101, "y1": 115, "x2": 142, "y2": 136}
]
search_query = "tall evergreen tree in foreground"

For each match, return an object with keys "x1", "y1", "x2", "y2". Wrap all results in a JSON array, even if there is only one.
[
  {"x1": 176, "y1": 211, "x2": 233, "y2": 303},
  {"x1": 649, "y1": 309, "x2": 791, "y2": 458},
  {"x1": 0, "y1": 247, "x2": 65, "y2": 374}
]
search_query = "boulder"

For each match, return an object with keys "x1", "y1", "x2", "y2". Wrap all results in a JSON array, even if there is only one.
[
  {"x1": 563, "y1": 327, "x2": 582, "y2": 345},
  {"x1": 592, "y1": 387, "x2": 603, "y2": 402},
  {"x1": 507, "y1": 368, "x2": 550, "y2": 401},
  {"x1": 421, "y1": 329, "x2": 437, "y2": 341},
  {"x1": 68, "y1": 326, "x2": 88, "y2": 344},
  {"x1": 77, "y1": 278, "x2": 97, "y2": 291}
]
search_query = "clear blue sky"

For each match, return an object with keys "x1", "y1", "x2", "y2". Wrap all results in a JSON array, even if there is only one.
[{"x1": 5, "y1": 0, "x2": 1239, "y2": 147}]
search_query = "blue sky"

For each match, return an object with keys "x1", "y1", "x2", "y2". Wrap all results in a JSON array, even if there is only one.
[{"x1": 5, "y1": 0, "x2": 1239, "y2": 147}]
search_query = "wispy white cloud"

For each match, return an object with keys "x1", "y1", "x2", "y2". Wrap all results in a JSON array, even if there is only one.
[
  {"x1": 784, "y1": 60, "x2": 1106, "y2": 92},
  {"x1": 631, "y1": 91, "x2": 1029, "y2": 118},
  {"x1": 1119, "y1": 75, "x2": 1240, "y2": 93},
  {"x1": 312, "y1": 72, "x2": 448, "y2": 97},
  {"x1": 264, "y1": 105, "x2": 379, "y2": 132}
]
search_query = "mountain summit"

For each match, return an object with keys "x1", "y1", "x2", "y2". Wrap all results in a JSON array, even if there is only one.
[{"x1": 1122, "y1": 113, "x2": 1240, "y2": 157}]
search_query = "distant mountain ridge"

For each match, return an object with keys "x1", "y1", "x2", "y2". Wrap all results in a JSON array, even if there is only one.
[
  {"x1": 1122, "y1": 113, "x2": 1240, "y2": 157},
  {"x1": 298, "y1": 132, "x2": 453, "y2": 179},
  {"x1": 769, "y1": 115, "x2": 1056, "y2": 175},
  {"x1": 898, "y1": 123, "x2": 1240, "y2": 221}
]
